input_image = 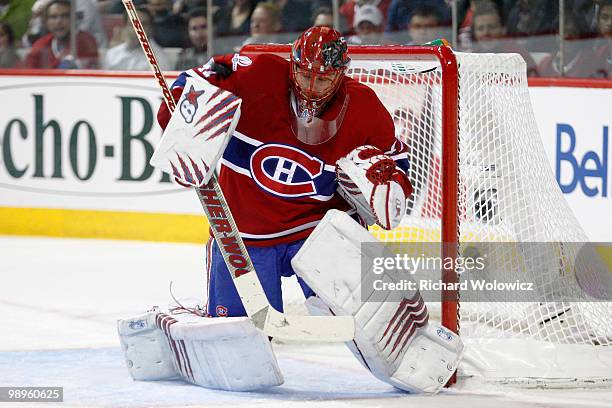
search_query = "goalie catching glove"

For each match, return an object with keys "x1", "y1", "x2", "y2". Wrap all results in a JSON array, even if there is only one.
[{"x1": 336, "y1": 145, "x2": 412, "y2": 230}]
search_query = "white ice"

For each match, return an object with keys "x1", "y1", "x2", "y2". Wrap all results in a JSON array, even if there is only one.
[{"x1": 1, "y1": 236, "x2": 611, "y2": 408}]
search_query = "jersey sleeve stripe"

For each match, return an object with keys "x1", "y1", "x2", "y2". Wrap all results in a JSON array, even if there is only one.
[{"x1": 220, "y1": 158, "x2": 251, "y2": 177}]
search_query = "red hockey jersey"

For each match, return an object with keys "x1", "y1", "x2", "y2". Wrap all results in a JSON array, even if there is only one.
[{"x1": 158, "y1": 53, "x2": 409, "y2": 246}]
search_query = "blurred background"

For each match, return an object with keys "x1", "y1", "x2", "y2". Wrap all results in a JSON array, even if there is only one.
[{"x1": 0, "y1": 0, "x2": 609, "y2": 78}]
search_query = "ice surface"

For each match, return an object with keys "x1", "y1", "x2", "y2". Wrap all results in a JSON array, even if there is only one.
[{"x1": 1, "y1": 236, "x2": 611, "y2": 408}]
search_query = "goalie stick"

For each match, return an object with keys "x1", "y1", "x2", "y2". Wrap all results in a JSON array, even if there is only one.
[{"x1": 121, "y1": 0, "x2": 355, "y2": 342}]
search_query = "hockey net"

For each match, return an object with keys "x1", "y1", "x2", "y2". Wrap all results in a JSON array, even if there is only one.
[{"x1": 242, "y1": 45, "x2": 612, "y2": 387}]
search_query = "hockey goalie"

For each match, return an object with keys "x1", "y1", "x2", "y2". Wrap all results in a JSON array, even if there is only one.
[{"x1": 117, "y1": 25, "x2": 463, "y2": 393}]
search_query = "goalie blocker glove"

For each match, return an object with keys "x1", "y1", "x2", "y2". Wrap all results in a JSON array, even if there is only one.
[
  {"x1": 156, "y1": 56, "x2": 234, "y2": 131},
  {"x1": 336, "y1": 145, "x2": 412, "y2": 230}
]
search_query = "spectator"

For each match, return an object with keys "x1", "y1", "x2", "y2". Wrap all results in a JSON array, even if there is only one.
[
  {"x1": 270, "y1": 0, "x2": 311, "y2": 33},
  {"x1": 0, "y1": 0, "x2": 35, "y2": 40},
  {"x1": 23, "y1": 0, "x2": 47, "y2": 46},
  {"x1": 146, "y1": 0, "x2": 187, "y2": 47},
  {"x1": 26, "y1": 0, "x2": 107, "y2": 48},
  {"x1": 312, "y1": 6, "x2": 334, "y2": 28},
  {"x1": 407, "y1": 5, "x2": 442, "y2": 45},
  {"x1": 172, "y1": 0, "x2": 206, "y2": 18},
  {"x1": 175, "y1": 7, "x2": 209, "y2": 71},
  {"x1": 25, "y1": 0, "x2": 98, "y2": 69},
  {"x1": 569, "y1": 0, "x2": 603, "y2": 33},
  {"x1": 538, "y1": 11, "x2": 607, "y2": 77},
  {"x1": 340, "y1": 0, "x2": 390, "y2": 32},
  {"x1": 242, "y1": 2, "x2": 282, "y2": 46},
  {"x1": 471, "y1": 5, "x2": 538, "y2": 76},
  {"x1": 455, "y1": 0, "x2": 510, "y2": 32},
  {"x1": 594, "y1": 0, "x2": 611, "y2": 76},
  {"x1": 386, "y1": 0, "x2": 450, "y2": 32},
  {"x1": 348, "y1": 4, "x2": 386, "y2": 45},
  {"x1": 506, "y1": 0, "x2": 558, "y2": 37},
  {"x1": 103, "y1": 6, "x2": 170, "y2": 71},
  {"x1": 457, "y1": 0, "x2": 508, "y2": 51},
  {"x1": 0, "y1": 21, "x2": 20, "y2": 68},
  {"x1": 215, "y1": 0, "x2": 256, "y2": 37}
]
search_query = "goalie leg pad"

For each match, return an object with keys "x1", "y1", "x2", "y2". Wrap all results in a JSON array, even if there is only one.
[
  {"x1": 118, "y1": 310, "x2": 284, "y2": 391},
  {"x1": 291, "y1": 210, "x2": 464, "y2": 393},
  {"x1": 117, "y1": 311, "x2": 180, "y2": 381}
]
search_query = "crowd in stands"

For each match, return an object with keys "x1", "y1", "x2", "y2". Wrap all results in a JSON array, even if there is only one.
[{"x1": 0, "y1": 0, "x2": 609, "y2": 77}]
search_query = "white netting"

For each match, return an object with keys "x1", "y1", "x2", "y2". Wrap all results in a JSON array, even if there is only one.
[{"x1": 347, "y1": 51, "x2": 612, "y2": 385}]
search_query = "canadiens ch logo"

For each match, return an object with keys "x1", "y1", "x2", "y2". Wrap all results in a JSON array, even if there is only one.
[
  {"x1": 216, "y1": 305, "x2": 228, "y2": 317},
  {"x1": 250, "y1": 144, "x2": 324, "y2": 198}
]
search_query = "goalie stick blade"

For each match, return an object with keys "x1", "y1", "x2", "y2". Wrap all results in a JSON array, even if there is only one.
[
  {"x1": 264, "y1": 309, "x2": 355, "y2": 342},
  {"x1": 236, "y1": 269, "x2": 355, "y2": 342}
]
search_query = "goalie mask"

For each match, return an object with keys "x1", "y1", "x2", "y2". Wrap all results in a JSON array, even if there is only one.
[{"x1": 289, "y1": 26, "x2": 351, "y2": 145}]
